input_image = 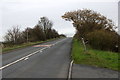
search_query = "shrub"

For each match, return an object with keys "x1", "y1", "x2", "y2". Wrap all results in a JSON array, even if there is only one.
[{"x1": 86, "y1": 30, "x2": 119, "y2": 52}]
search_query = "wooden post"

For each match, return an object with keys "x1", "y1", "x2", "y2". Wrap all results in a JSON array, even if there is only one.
[
  {"x1": 27, "y1": 28, "x2": 28, "y2": 43},
  {"x1": 81, "y1": 38, "x2": 86, "y2": 51}
]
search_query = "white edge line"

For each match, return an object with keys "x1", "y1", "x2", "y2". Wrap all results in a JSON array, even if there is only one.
[{"x1": 68, "y1": 60, "x2": 74, "y2": 80}]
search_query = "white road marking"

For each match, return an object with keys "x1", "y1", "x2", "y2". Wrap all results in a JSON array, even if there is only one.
[
  {"x1": 24, "y1": 57, "x2": 29, "y2": 60},
  {"x1": 0, "y1": 38, "x2": 67, "y2": 70},
  {"x1": 0, "y1": 57, "x2": 26, "y2": 70},
  {"x1": 40, "y1": 50, "x2": 42, "y2": 52},
  {"x1": 68, "y1": 60, "x2": 74, "y2": 80}
]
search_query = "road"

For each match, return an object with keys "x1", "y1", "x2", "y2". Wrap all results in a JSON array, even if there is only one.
[
  {"x1": 72, "y1": 64, "x2": 119, "y2": 78},
  {"x1": 2, "y1": 38, "x2": 72, "y2": 78},
  {"x1": 1, "y1": 37, "x2": 119, "y2": 79}
]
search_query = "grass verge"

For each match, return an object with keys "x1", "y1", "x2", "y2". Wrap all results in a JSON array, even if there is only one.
[
  {"x1": 2, "y1": 37, "x2": 62, "y2": 53},
  {"x1": 72, "y1": 38, "x2": 120, "y2": 71}
]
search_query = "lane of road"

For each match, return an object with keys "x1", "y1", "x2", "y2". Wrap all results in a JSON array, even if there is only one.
[
  {"x1": 2, "y1": 37, "x2": 72, "y2": 78},
  {"x1": 2, "y1": 38, "x2": 65, "y2": 66}
]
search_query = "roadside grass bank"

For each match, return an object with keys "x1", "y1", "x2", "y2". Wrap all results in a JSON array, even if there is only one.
[
  {"x1": 72, "y1": 38, "x2": 120, "y2": 71},
  {"x1": 2, "y1": 37, "x2": 63, "y2": 53}
]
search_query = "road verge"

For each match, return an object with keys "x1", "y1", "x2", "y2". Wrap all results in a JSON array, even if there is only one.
[
  {"x1": 71, "y1": 38, "x2": 120, "y2": 71},
  {"x1": 2, "y1": 37, "x2": 64, "y2": 54}
]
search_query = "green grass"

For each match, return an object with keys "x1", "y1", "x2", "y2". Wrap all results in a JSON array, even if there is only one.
[
  {"x1": 2, "y1": 38, "x2": 61, "y2": 53},
  {"x1": 72, "y1": 38, "x2": 120, "y2": 71}
]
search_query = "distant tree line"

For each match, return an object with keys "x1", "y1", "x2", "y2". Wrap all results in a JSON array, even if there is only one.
[
  {"x1": 62, "y1": 9, "x2": 120, "y2": 52},
  {"x1": 4, "y1": 17, "x2": 66, "y2": 47}
]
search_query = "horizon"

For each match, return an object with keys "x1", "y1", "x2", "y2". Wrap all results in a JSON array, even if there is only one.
[{"x1": 0, "y1": 0, "x2": 119, "y2": 41}]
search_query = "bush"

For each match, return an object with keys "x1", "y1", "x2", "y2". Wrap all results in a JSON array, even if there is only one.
[{"x1": 86, "y1": 30, "x2": 119, "y2": 52}]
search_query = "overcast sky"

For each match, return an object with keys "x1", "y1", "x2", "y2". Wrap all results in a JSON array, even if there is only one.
[{"x1": 0, "y1": 0, "x2": 119, "y2": 41}]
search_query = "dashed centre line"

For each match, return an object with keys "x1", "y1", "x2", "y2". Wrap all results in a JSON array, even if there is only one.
[{"x1": 0, "y1": 38, "x2": 66, "y2": 70}]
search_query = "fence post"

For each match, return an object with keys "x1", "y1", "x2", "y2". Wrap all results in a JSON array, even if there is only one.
[{"x1": 81, "y1": 38, "x2": 86, "y2": 51}]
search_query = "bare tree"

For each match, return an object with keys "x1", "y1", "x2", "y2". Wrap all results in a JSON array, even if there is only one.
[
  {"x1": 4, "y1": 17, "x2": 60, "y2": 45},
  {"x1": 37, "y1": 17, "x2": 53, "y2": 39},
  {"x1": 4, "y1": 26, "x2": 22, "y2": 44},
  {"x1": 38, "y1": 17, "x2": 53, "y2": 30}
]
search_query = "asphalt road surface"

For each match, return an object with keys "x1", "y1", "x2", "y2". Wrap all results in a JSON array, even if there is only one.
[
  {"x1": 2, "y1": 38, "x2": 72, "y2": 78},
  {"x1": 1, "y1": 37, "x2": 119, "y2": 79},
  {"x1": 72, "y1": 64, "x2": 119, "y2": 78}
]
